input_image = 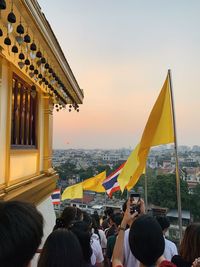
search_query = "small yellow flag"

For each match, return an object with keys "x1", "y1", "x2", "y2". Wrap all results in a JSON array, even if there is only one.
[
  {"x1": 118, "y1": 73, "x2": 174, "y2": 191},
  {"x1": 82, "y1": 171, "x2": 106, "y2": 192},
  {"x1": 62, "y1": 182, "x2": 83, "y2": 200}
]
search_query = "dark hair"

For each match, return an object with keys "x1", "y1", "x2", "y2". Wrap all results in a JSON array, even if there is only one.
[
  {"x1": 54, "y1": 206, "x2": 83, "y2": 230},
  {"x1": 112, "y1": 213, "x2": 123, "y2": 227},
  {"x1": 82, "y1": 211, "x2": 92, "y2": 228},
  {"x1": 122, "y1": 200, "x2": 128, "y2": 213},
  {"x1": 179, "y1": 223, "x2": 200, "y2": 263},
  {"x1": 129, "y1": 215, "x2": 164, "y2": 266},
  {"x1": 93, "y1": 211, "x2": 100, "y2": 227},
  {"x1": 38, "y1": 229, "x2": 83, "y2": 267},
  {"x1": 156, "y1": 216, "x2": 170, "y2": 231},
  {"x1": 106, "y1": 207, "x2": 114, "y2": 217},
  {"x1": 101, "y1": 218, "x2": 109, "y2": 230},
  {"x1": 91, "y1": 215, "x2": 101, "y2": 240},
  {"x1": 102, "y1": 215, "x2": 107, "y2": 220},
  {"x1": 0, "y1": 200, "x2": 43, "y2": 267},
  {"x1": 109, "y1": 213, "x2": 122, "y2": 226},
  {"x1": 70, "y1": 221, "x2": 93, "y2": 264}
]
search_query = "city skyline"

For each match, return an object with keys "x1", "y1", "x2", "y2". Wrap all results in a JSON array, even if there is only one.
[{"x1": 39, "y1": 0, "x2": 200, "y2": 149}]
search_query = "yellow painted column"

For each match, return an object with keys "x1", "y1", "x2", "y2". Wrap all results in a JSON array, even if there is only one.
[
  {"x1": 0, "y1": 57, "x2": 11, "y2": 189},
  {"x1": 43, "y1": 94, "x2": 54, "y2": 174}
]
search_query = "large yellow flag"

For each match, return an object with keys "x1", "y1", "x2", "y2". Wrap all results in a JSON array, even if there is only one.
[
  {"x1": 118, "y1": 73, "x2": 174, "y2": 191},
  {"x1": 82, "y1": 171, "x2": 106, "y2": 192},
  {"x1": 62, "y1": 182, "x2": 83, "y2": 200}
]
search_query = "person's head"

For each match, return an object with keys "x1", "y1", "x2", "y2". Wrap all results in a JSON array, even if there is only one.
[
  {"x1": 129, "y1": 214, "x2": 165, "y2": 266},
  {"x1": 105, "y1": 207, "x2": 114, "y2": 217},
  {"x1": 156, "y1": 216, "x2": 170, "y2": 234},
  {"x1": 54, "y1": 206, "x2": 83, "y2": 230},
  {"x1": 93, "y1": 211, "x2": 100, "y2": 227},
  {"x1": 70, "y1": 221, "x2": 93, "y2": 264},
  {"x1": 38, "y1": 229, "x2": 83, "y2": 267},
  {"x1": 82, "y1": 211, "x2": 92, "y2": 229},
  {"x1": 180, "y1": 223, "x2": 200, "y2": 263},
  {"x1": 91, "y1": 215, "x2": 99, "y2": 232},
  {"x1": 0, "y1": 200, "x2": 43, "y2": 267},
  {"x1": 109, "y1": 213, "x2": 122, "y2": 227},
  {"x1": 101, "y1": 217, "x2": 109, "y2": 230},
  {"x1": 112, "y1": 213, "x2": 123, "y2": 227}
]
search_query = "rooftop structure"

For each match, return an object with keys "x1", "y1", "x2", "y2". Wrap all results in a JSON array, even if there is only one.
[{"x1": 0, "y1": 0, "x2": 84, "y2": 247}]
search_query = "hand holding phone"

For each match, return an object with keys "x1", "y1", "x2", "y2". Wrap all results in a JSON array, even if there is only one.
[{"x1": 130, "y1": 193, "x2": 141, "y2": 214}]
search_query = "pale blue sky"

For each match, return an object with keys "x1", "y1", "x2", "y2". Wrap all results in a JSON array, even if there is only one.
[{"x1": 39, "y1": 0, "x2": 200, "y2": 149}]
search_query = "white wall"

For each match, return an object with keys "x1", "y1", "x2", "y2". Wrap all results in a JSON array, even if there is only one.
[
  {"x1": 31, "y1": 196, "x2": 56, "y2": 267},
  {"x1": 37, "y1": 196, "x2": 56, "y2": 243}
]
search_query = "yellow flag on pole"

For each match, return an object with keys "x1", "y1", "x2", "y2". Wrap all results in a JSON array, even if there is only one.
[
  {"x1": 62, "y1": 182, "x2": 83, "y2": 200},
  {"x1": 118, "y1": 73, "x2": 174, "y2": 191},
  {"x1": 82, "y1": 171, "x2": 106, "y2": 192}
]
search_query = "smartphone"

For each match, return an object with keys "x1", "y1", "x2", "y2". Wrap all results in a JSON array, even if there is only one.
[
  {"x1": 130, "y1": 193, "x2": 140, "y2": 214},
  {"x1": 130, "y1": 193, "x2": 140, "y2": 203}
]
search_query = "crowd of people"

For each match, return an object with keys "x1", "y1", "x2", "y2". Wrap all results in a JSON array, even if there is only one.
[{"x1": 0, "y1": 198, "x2": 200, "y2": 267}]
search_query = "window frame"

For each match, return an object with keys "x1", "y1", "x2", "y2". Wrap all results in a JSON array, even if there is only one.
[{"x1": 11, "y1": 73, "x2": 38, "y2": 149}]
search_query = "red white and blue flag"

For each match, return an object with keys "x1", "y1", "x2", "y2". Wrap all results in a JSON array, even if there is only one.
[
  {"x1": 51, "y1": 189, "x2": 61, "y2": 205},
  {"x1": 102, "y1": 162, "x2": 125, "y2": 197}
]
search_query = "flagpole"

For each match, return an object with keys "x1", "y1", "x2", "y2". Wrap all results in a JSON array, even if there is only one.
[
  {"x1": 144, "y1": 173, "x2": 148, "y2": 209},
  {"x1": 59, "y1": 185, "x2": 62, "y2": 217},
  {"x1": 168, "y1": 69, "x2": 182, "y2": 240},
  {"x1": 82, "y1": 179, "x2": 83, "y2": 206}
]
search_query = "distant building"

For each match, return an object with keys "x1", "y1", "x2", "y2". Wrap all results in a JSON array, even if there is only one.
[
  {"x1": 166, "y1": 209, "x2": 191, "y2": 241},
  {"x1": 192, "y1": 145, "x2": 200, "y2": 152},
  {"x1": 69, "y1": 193, "x2": 95, "y2": 213},
  {"x1": 103, "y1": 153, "x2": 120, "y2": 162}
]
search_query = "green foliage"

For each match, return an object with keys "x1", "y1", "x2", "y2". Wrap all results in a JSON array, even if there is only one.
[
  {"x1": 55, "y1": 160, "x2": 200, "y2": 221},
  {"x1": 79, "y1": 167, "x2": 94, "y2": 181},
  {"x1": 131, "y1": 171, "x2": 200, "y2": 220},
  {"x1": 55, "y1": 162, "x2": 77, "y2": 180},
  {"x1": 96, "y1": 165, "x2": 112, "y2": 175},
  {"x1": 190, "y1": 184, "x2": 200, "y2": 221},
  {"x1": 55, "y1": 161, "x2": 112, "y2": 182},
  {"x1": 148, "y1": 174, "x2": 190, "y2": 210}
]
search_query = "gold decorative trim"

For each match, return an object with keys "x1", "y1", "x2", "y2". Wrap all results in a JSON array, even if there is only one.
[
  {"x1": 7, "y1": 171, "x2": 41, "y2": 188},
  {"x1": 0, "y1": 183, "x2": 6, "y2": 190},
  {"x1": 5, "y1": 60, "x2": 12, "y2": 186},
  {"x1": 3, "y1": 173, "x2": 58, "y2": 205},
  {"x1": 10, "y1": 149, "x2": 39, "y2": 155},
  {"x1": 6, "y1": 173, "x2": 44, "y2": 192},
  {"x1": 0, "y1": 187, "x2": 5, "y2": 198},
  {"x1": 22, "y1": 0, "x2": 83, "y2": 103},
  {"x1": 36, "y1": 89, "x2": 41, "y2": 173}
]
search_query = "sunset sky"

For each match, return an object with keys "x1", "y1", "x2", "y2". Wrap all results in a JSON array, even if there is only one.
[{"x1": 39, "y1": 0, "x2": 200, "y2": 149}]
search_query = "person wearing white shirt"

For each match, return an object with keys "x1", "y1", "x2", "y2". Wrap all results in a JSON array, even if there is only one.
[
  {"x1": 91, "y1": 233, "x2": 104, "y2": 267},
  {"x1": 123, "y1": 228, "x2": 140, "y2": 267},
  {"x1": 164, "y1": 237, "x2": 178, "y2": 260},
  {"x1": 156, "y1": 216, "x2": 178, "y2": 260}
]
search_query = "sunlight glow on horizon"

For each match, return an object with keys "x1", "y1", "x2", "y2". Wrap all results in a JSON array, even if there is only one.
[{"x1": 39, "y1": 0, "x2": 200, "y2": 149}]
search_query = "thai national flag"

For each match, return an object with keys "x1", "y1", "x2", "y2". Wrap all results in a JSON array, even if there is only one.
[
  {"x1": 102, "y1": 162, "x2": 125, "y2": 197},
  {"x1": 51, "y1": 189, "x2": 61, "y2": 205}
]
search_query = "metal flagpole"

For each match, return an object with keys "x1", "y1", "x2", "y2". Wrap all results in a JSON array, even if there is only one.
[
  {"x1": 168, "y1": 69, "x2": 183, "y2": 240},
  {"x1": 126, "y1": 188, "x2": 129, "y2": 199},
  {"x1": 144, "y1": 173, "x2": 148, "y2": 209},
  {"x1": 82, "y1": 178, "x2": 84, "y2": 206},
  {"x1": 59, "y1": 185, "x2": 62, "y2": 217}
]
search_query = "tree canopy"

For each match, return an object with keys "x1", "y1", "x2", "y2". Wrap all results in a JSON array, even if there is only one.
[{"x1": 147, "y1": 174, "x2": 190, "y2": 210}]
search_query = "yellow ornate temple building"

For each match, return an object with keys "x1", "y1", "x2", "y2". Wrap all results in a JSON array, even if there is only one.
[{"x1": 0, "y1": 0, "x2": 83, "y2": 238}]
